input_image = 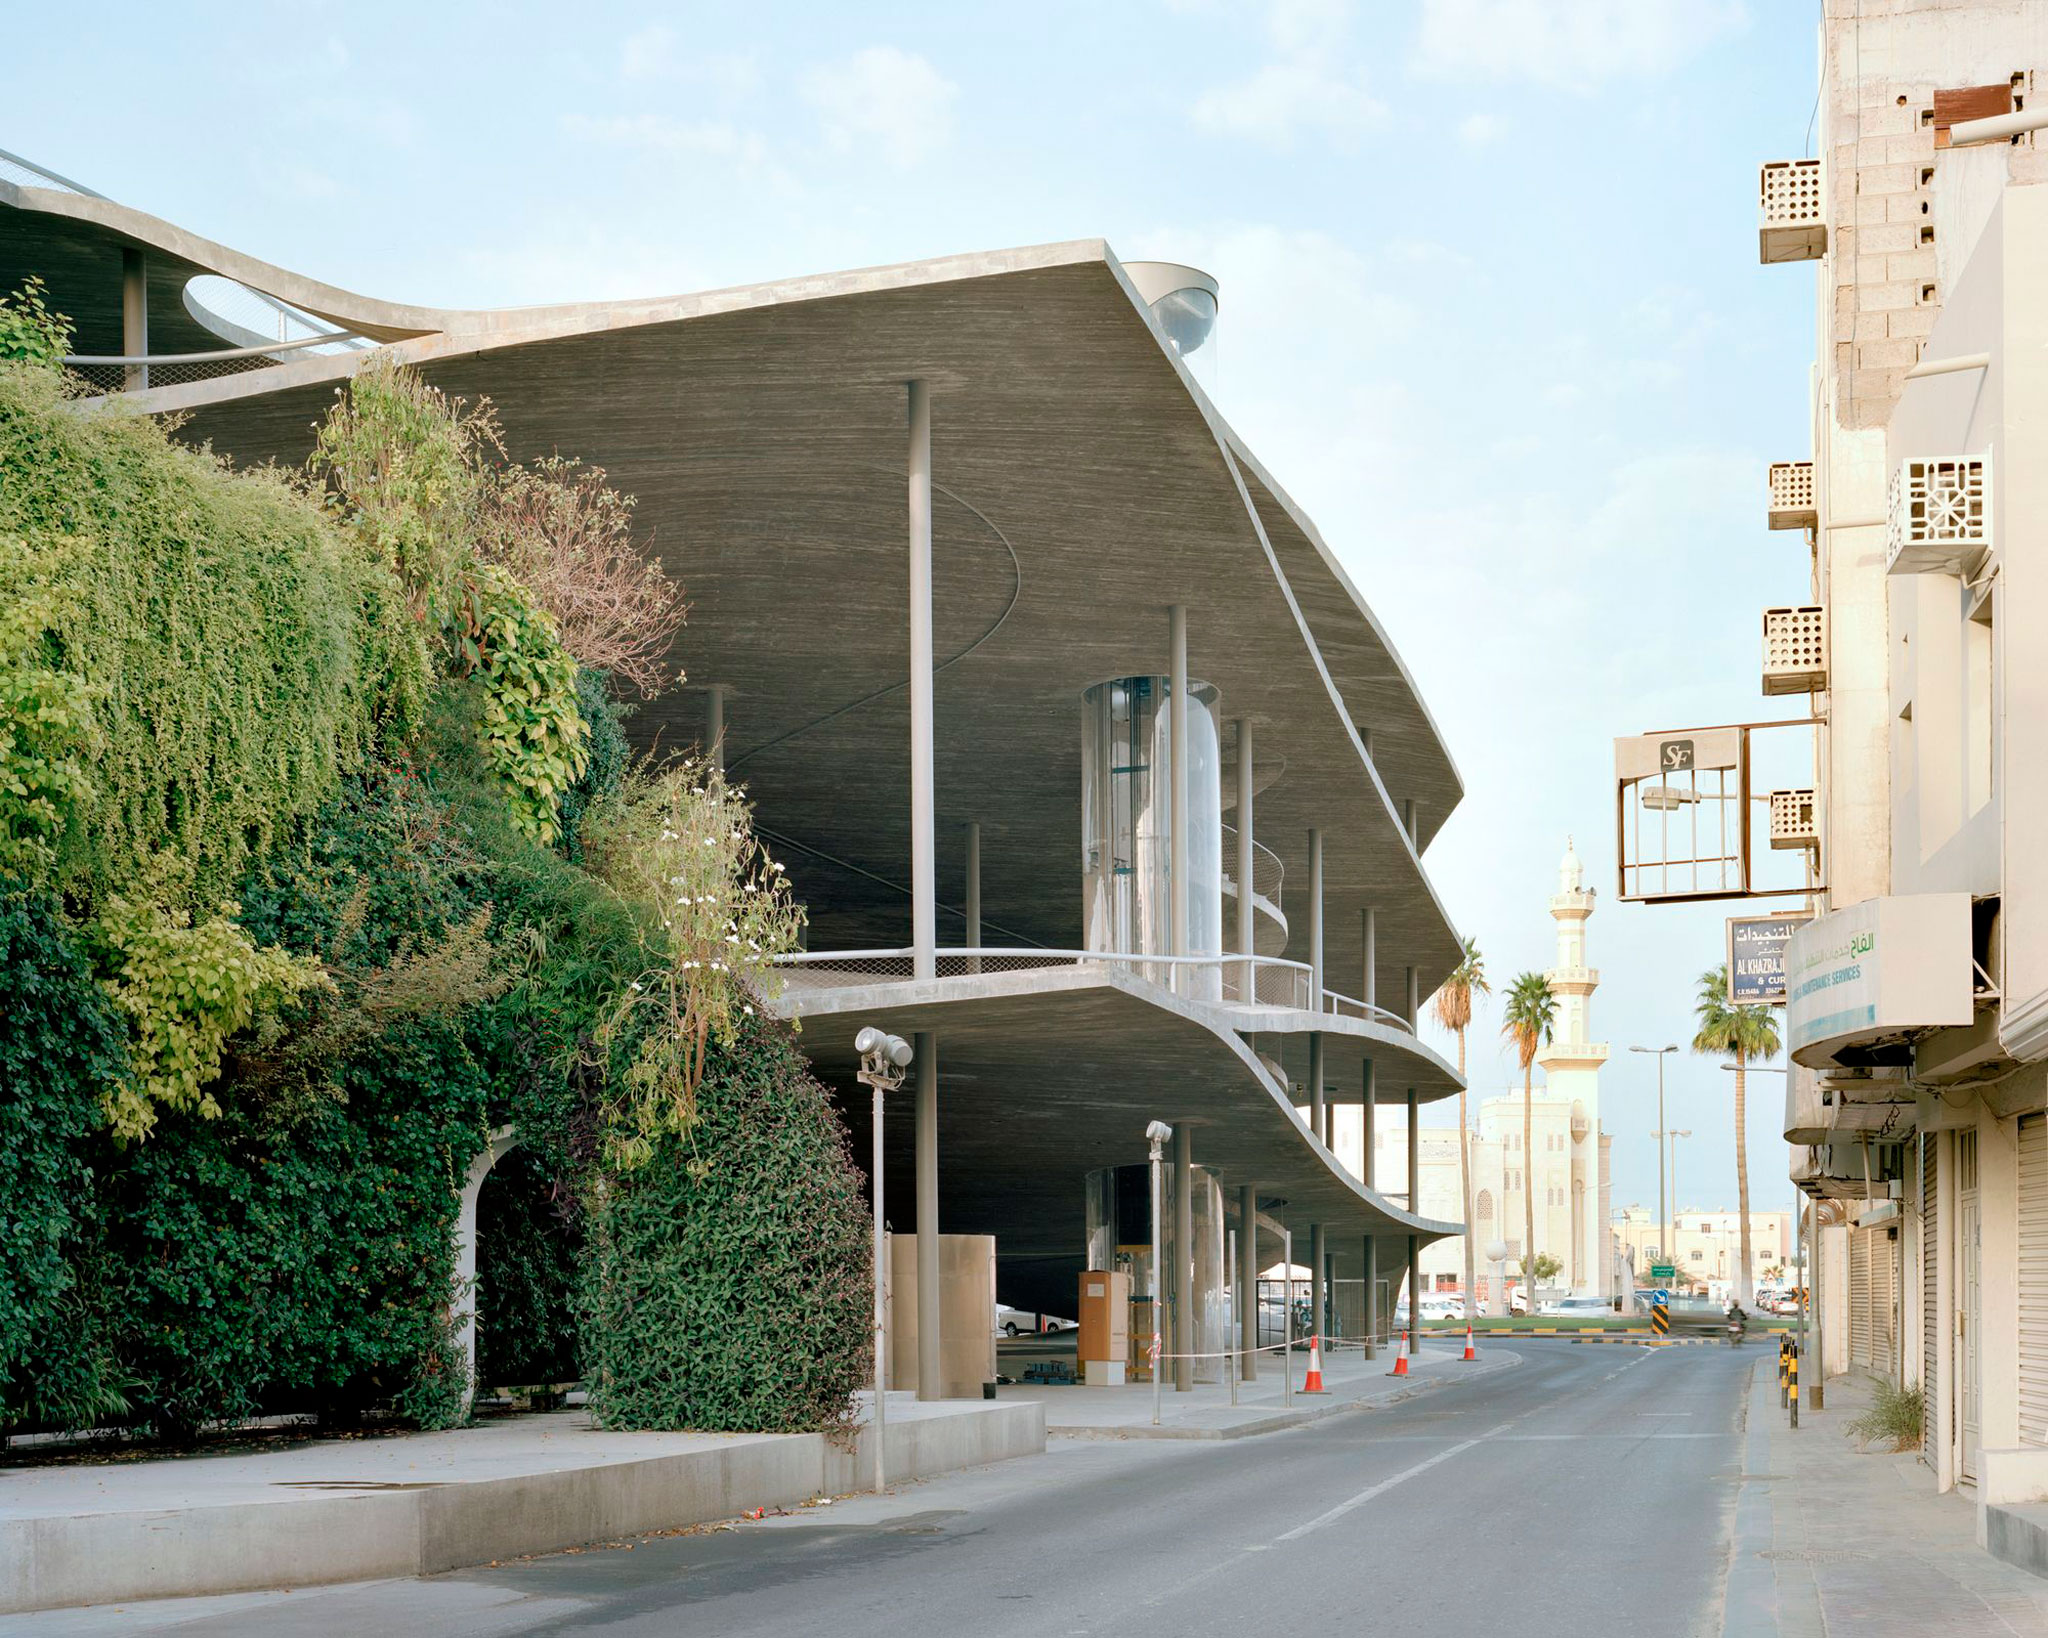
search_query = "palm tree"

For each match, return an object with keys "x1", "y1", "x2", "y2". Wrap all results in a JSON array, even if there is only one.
[
  {"x1": 1500, "y1": 972, "x2": 1557, "y2": 1314},
  {"x1": 1693, "y1": 964, "x2": 1781, "y2": 1308},
  {"x1": 1431, "y1": 937, "x2": 1489, "y2": 1319}
]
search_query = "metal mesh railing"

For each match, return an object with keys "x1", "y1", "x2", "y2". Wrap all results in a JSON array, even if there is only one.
[
  {"x1": 65, "y1": 354, "x2": 291, "y2": 394},
  {"x1": 776, "y1": 947, "x2": 1415, "y2": 1035},
  {"x1": 1220, "y1": 824, "x2": 1285, "y2": 906},
  {"x1": 0, "y1": 148, "x2": 100, "y2": 198}
]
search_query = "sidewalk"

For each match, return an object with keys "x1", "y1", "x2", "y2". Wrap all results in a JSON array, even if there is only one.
[
  {"x1": 1001, "y1": 1337, "x2": 1519, "y2": 1439},
  {"x1": 1722, "y1": 1362, "x2": 2048, "y2": 1635},
  {"x1": 0, "y1": 1394, "x2": 1040, "y2": 1615}
]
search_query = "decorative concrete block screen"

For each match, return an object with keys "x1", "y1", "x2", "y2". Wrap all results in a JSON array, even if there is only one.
[
  {"x1": 1769, "y1": 788, "x2": 1817, "y2": 851},
  {"x1": 1887, "y1": 454, "x2": 1990, "y2": 575},
  {"x1": 1768, "y1": 461, "x2": 1817, "y2": 531},
  {"x1": 1762, "y1": 606, "x2": 1827, "y2": 695},
  {"x1": 1759, "y1": 160, "x2": 1826, "y2": 263}
]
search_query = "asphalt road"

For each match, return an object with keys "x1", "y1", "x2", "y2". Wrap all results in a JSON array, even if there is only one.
[{"x1": 30, "y1": 1341, "x2": 1756, "y2": 1638}]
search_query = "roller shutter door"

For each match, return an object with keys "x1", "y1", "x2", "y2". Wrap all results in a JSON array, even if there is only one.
[
  {"x1": 1850, "y1": 1225, "x2": 1873, "y2": 1371},
  {"x1": 2019, "y1": 1115, "x2": 2048, "y2": 1445},
  {"x1": 1924, "y1": 1137, "x2": 1938, "y2": 1456}
]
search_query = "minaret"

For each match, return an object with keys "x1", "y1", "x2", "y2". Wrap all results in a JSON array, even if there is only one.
[{"x1": 1538, "y1": 838, "x2": 1609, "y2": 1296}]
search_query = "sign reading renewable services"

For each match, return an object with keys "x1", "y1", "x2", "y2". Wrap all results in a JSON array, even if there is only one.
[{"x1": 1727, "y1": 912, "x2": 1813, "y2": 1006}]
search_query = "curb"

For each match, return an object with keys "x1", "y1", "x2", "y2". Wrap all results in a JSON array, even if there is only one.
[{"x1": 1048, "y1": 1352, "x2": 1523, "y2": 1442}]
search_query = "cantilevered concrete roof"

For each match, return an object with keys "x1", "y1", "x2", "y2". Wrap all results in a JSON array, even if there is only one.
[{"x1": 0, "y1": 179, "x2": 1466, "y2": 1000}]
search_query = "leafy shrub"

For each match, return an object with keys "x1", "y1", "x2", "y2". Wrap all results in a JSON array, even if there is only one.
[
  {"x1": 0, "y1": 278, "x2": 69, "y2": 370},
  {"x1": 579, "y1": 1015, "x2": 872, "y2": 1433},
  {"x1": 100, "y1": 1015, "x2": 489, "y2": 1439},
  {"x1": 0, "y1": 879, "x2": 130, "y2": 1429},
  {"x1": 0, "y1": 359, "x2": 420, "y2": 908},
  {"x1": 582, "y1": 759, "x2": 803, "y2": 1169},
  {"x1": 555, "y1": 667, "x2": 628, "y2": 863},
  {"x1": 457, "y1": 562, "x2": 589, "y2": 846},
  {"x1": 1847, "y1": 1377, "x2": 1925, "y2": 1452},
  {"x1": 0, "y1": 536, "x2": 96, "y2": 876}
]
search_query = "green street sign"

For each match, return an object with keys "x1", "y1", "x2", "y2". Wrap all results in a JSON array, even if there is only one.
[{"x1": 1650, "y1": 1263, "x2": 1677, "y2": 1280}]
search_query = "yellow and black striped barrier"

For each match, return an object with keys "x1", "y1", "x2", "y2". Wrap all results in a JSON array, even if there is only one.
[
  {"x1": 1650, "y1": 1301, "x2": 1670, "y2": 1337},
  {"x1": 1788, "y1": 1345, "x2": 1800, "y2": 1429},
  {"x1": 1778, "y1": 1337, "x2": 1791, "y2": 1407}
]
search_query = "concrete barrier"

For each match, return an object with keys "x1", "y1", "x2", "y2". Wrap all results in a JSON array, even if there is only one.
[{"x1": 2, "y1": 1399, "x2": 1043, "y2": 1614}]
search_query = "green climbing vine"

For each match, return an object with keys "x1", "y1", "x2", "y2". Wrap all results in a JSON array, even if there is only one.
[{"x1": 457, "y1": 563, "x2": 590, "y2": 846}]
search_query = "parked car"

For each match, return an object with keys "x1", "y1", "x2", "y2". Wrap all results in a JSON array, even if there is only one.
[
  {"x1": 1548, "y1": 1295, "x2": 1618, "y2": 1319},
  {"x1": 994, "y1": 1305, "x2": 1075, "y2": 1337}
]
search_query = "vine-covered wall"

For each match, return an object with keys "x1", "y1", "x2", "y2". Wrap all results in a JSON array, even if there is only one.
[{"x1": 0, "y1": 291, "x2": 872, "y2": 1446}]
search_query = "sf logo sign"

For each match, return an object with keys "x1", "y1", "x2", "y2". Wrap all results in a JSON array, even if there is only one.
[{"x1": 1659, "y1": 739, "x2": 1695, "y2": 773}]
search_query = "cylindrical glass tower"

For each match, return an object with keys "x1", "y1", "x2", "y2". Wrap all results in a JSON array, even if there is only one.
[{"x1": 1080, "y1": 677, "x2": 1223, "y2": 993}]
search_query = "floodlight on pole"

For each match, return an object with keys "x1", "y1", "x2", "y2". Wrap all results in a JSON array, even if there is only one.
[
  {"x1": 1146, "y1": 1120, "x2": 1173, "y2": 1428},
  {"x1": 856, "y1": 1029, "x2": 913, "y2": 1495}
]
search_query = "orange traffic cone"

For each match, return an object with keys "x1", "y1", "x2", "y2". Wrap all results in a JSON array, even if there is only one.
[
  {"x1": 1389, "y1": 1325, "x2": 1409, "y2": 1377},
  {"x1": 1462, "y1": 1320, "x2": 1477, "y2": 1362},
  {"x1": 1304, "y1": 1334, "x2": 1326, "y2": 1393}
]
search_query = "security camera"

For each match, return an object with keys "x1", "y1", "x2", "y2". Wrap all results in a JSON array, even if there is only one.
[
  {"x1": 854, "y1": 1027, "x2": 887, "y2": 1056},
  {"x1": 1146, "y1": 1120, "x2": 1173, "y2": 1143}
]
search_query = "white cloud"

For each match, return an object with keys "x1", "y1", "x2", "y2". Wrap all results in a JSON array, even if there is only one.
[
  {"x1": 620, "y1": 27, "x2": 761, "y2": 99},
  {"x1": 1190, "y1": 0, "x2": 1385, "y2": 148},
  {"x1": 801, "y1": 47, "x2": 958, "y2": 168},
  {"x1": 1457, "y1": 111, "x2": 1505, "y2": 147},
  {"x1": 1192, "y1": 59, "x2": 1386, "y2": 147},
  {"x1": 1412, "y1": 0, "x2": 1748, "y2": 91},
  {"x1": 562, "y1": 112, "x2": 771, "y2": 168}
]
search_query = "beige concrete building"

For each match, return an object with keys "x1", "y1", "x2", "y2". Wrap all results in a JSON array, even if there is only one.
[
  {"x1": 1613, "y1": 1207, "x2": 1794, "y2": 1297},
  {"x1": 1752, "y1": 0, "x2": 2048, "y2": 1536}
]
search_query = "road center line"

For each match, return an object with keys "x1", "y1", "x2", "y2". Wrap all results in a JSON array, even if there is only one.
[{"x1": 1272, "y1": 1428, "x2": 1504, "y2": 1543}]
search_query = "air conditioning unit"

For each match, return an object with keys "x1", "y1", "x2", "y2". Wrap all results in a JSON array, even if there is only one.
[
  {"x1": 1886, "y1": 454, "x2": 1990, "y2": 576},
  {"x1": 1759, "y1": 159, "x2": 1826, "y2": 263},
  {"x1": 1768, "y1": 788, "x2": 1817, "y2": 851},
  {"x1": 1768, "y1": 461, "x2": 1817, "y2": 530},
  {"x1": 1762, "y1": 606, "x2": 1827, "y2": 695}
]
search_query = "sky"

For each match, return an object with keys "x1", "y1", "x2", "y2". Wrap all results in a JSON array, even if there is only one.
[{"x1": 11, "y1": 0, "x2": 1827, "y2": 1219}]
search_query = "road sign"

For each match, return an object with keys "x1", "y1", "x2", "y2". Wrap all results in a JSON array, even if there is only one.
[
  {"x1": 1727, "y1": 911, "x2": 1813, "y2": 1005},
  {"x1": 1650, "y1": 1263, "x2": 1676, "y2": 1281},
  {"x1": 1651, "y1": 1300, "x2": 1670, "y2": 1337}
]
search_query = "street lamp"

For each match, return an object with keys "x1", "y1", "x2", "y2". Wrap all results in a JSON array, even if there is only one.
[
  {"x1": 1146, "y1": 1120, "x2": 1173, "y2": 1428},
  {"x1": 1631, "y1": 1045, "x2": 1679, "y2": 1269},
  {"x1": 855, "y1": 1027, "x2": 914, "y2": 1495}
]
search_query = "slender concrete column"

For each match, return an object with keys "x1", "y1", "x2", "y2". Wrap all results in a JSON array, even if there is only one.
[
  {"x1": 1402, "y1": 798, "x2": 1419, "y2": 848},
  {"x1": 908, "y1": 381, "x2": 936, "y2": 981},
  {"x1": 1405, "y1": 966, "x2": 1420, "y2": 1028},
  {"x1": 1362, "y1": 908, "x2": 1377, "y2": 1014},
  {"x1": 1308, "y1": 1031, "x2": 1325, "y2": 1148},
  {"x1": 1235, "y1": 719, "x2": 1254, "y2": 999},
  {"x1": 1173, "y1": 1125, "x2": 1194, "y2": 1391},
  {"x1": 1407, "y1": 1089, "x2": 1421, "y2": 1212},
  {"x1": 1168, "y1": 606, "x2": 1190, "y2": 969},
  {"x1": 1307, "y1": 828, "x2": 1325, "y2": 1010},
  {"x1": 964, "y1": 821, "x2": 981, "y2": 974},
  {"x1": 121, "y1": 248, "x2": 148, "y2": 392},
  {"x1": 1238, "y1": 1183, "x2": 1259, "y2": 1381},
  {"x1": 915, "y1": 1031, "x2": 940, "y2": 1399},
  {"x1": 1363, "y1": 1235, "x2": 1379, "y2": 1357},
  {"x1": 706, "y1": 684, "x2": 727, "y2": 773},
  {"x1": 1310, "y1": 1223, "x2": 1326, "y2": 1346},
  {"x1": 1361, "y1": 1060, "x2": 1376, "y2": 1188}
]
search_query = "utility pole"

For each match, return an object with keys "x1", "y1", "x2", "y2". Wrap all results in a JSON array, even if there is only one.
[{"x1": 1631, "y1": 1045, "x2": 1678, "y2": 1269}]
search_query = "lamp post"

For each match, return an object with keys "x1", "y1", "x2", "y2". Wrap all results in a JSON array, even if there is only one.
[
  {"x1": 1631, "y1": 1045, "x2": 1679, "y2": 1270},
  {"x1": 1145, "y1": 1121, "x2": 1173, "y2": 1428},
  {"x1": 855, "y1": 1027, "x2": 914, "y2": 1496}
]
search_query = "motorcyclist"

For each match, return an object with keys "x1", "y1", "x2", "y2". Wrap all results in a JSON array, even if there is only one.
[{"x1": 1726, "y1": 1300, "x2": 1748, "y2": 1344}]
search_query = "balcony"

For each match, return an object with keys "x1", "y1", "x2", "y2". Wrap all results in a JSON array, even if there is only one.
[
  {"x1": 1768, "y1": 788, "x2": 1817, "y2": 851},
  {"x1": 1768, "y1": 461, "x2": 1817, "y2": 531},
  {"x1": 1887, "y1": 454, "x2": 1991, "y2": 577},
  {"x1": 1762, "y1": 606, "x2": 1827, "y2": 695},
  {"x1": 775, "y1": 947, "x2": 1418, "y2": 1033},
  {"x1": 1759, "y1": 159, "x2": 1826, "y2": 263}
]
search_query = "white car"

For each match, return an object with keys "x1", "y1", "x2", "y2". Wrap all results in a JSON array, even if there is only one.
[
  {"x1": 995, "y1": 1305, "x2": 1075, "y2": 1337},
  {"x1": 1549, "y1": 1295, "x2": 1618, "y2": 1319}
]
